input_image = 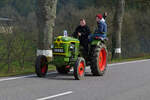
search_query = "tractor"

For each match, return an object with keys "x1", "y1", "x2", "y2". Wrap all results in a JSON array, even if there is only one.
[{"x1": 35, "y1": 35, "x2": 107, "y2": 80}]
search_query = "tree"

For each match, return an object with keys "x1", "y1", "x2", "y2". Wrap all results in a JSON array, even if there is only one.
[
  {"x1": 36, "y1": 0, "x2": 57, "y2": 56},
  {"x1": 112, "y1": 0, "x2": 125, "y2": 59}
]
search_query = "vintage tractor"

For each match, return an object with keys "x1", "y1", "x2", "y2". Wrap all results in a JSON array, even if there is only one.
[{"x1": 35, "y1": 35, "x2": 107, "y2": 80}]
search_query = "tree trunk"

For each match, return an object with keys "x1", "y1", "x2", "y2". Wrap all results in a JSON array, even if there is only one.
[
  {"x1": 36, "y1": 0, "x2": 57, "y2": 50},
  {"x1": 112, "y1": 0, "x2": 125, "y2": 59}
]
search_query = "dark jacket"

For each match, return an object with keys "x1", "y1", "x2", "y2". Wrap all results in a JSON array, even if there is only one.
[{"x1": 73, "y1": 25, "x2": 91, "y2": 44}]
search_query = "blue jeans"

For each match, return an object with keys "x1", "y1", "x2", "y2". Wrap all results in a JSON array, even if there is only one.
[{"x1": 89, "y1": 33, "x2": 107, "y2": 42}]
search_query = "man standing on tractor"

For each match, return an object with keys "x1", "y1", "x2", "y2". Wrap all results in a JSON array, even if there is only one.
[{"x1": 73, "y1": 18, "x2": 91, "y2": 56}]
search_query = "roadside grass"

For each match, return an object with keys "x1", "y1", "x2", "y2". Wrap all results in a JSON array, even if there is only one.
[
  {"x1": 0, "y1": 64, "x2": 56, "y2": 77},
  {"x1": 0, "y1": 55, "x2": 150, "y2": 77}
]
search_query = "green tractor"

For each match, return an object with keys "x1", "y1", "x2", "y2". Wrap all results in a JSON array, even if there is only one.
[{"x1": 35, "y1": 35, "x2": 107, "y2": 80}]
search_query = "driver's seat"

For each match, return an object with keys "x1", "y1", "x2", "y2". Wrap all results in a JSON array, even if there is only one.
[{"x1": 94, "y1": 35, "x2": 108, "y2": 41}]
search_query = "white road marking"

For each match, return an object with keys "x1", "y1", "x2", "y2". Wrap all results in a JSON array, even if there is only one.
[
  {"x1": 108, "y1": 59, "x2": 150, "y2": 67},
  {"x1": 0, "y1": 59, "x2": 149, "y2": 82},
  {"x1": 0, "y1": 74, "x2": 35, "y2": 82},
  {"x1": 36, "y1": 91, "x2": 73, "y2": 100},
  {"x1": 0, "y1": 72, "x2": 57, "y2": 82}
]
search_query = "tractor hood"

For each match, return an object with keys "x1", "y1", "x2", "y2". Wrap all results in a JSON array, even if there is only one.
[{"x1": 54, "y1": 36, "x2": 79, "y2": 43}]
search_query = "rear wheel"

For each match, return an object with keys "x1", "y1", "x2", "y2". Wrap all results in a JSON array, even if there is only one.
[
  {"x1": 56, "y1": 65, "x2": 70, "y2": 74},
  {"x1": 74, "y1": 57, "x2": 86, "y2": 80},
  {"x1": 35, "y1": 55, "x2": 48, "y2": 77},
  {"x1": 90, "y1": 44, "x2": 107, "y2": 76}
]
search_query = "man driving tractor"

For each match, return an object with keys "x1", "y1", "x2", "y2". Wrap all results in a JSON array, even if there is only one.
[{"x1": 73, "y1": 18, "x2": 91, "y2": 56}]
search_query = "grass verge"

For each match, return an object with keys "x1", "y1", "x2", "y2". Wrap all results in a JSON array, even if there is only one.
[{"x1": 0, "y1": 65, "x2": 56, "y2": 77}]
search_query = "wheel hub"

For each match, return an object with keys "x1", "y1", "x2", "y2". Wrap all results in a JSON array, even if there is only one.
[{"x1": 78, "y1": 61, "x2": 85, "y2": 76}]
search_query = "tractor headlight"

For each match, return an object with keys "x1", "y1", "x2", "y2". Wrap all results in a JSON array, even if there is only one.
[
  {"x1": 70, "y1": 44, "x2": 75, "y2": 50},
  {"x1": 51, "y1": 44, "x2": 54, "y2": 49},
  {"x1": 70, "y1": 45, "x2": 74, "y2": 49}
]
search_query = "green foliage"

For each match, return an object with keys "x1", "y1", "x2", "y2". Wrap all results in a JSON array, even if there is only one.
[
  {"x1": 0, "y1": 0, "x2": 36, "y2": 16},
  {"x1": 1, "y1": 0, "x2": 150, "y2": 16}
]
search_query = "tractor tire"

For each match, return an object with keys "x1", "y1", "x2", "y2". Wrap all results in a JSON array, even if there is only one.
[
  {"x1": 90, "y1": 44, "x2": 107, "y2": 76},
  {"x1": 74, "y1": 57, "x2": 86, "y2": 80},
  {"x1": 35, "y1": 55, "x2": 48, "y2": 77},
  {"x1": 56, "y1": 66, "x2": 70, "y2": 74}
]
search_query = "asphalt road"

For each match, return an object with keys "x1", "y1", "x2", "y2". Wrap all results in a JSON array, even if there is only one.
[{"x1": 0, "y1": 59, "x2": 150, "y2": 100}]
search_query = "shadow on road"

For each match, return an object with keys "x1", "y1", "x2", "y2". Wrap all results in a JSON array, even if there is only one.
[{"x1": 27, "y1": 72, "x2": 97, "y2": 81}]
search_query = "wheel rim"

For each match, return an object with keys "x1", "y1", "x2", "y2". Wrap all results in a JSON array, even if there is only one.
[
  {"x1": 41, "y1": 58, "x2": 47, "y2": 74},
  {"x1": 41, "y1": 64, "x2": 47, "y2": 73},
  {"x1": 78, "y1": 61, "x2": 85, "y2": 76},
  {"x1": 98, "y1": 48, "x2": 106, "y2": 71}
]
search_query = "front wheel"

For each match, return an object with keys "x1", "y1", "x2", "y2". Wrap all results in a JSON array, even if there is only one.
[
  {"x1": 90, "y1": 44, "x2": 107, "y2": 76},
  {"x1": 35, "y1": 55, "x2": 48, "y2": 77},
  {"x1": 74, "y1": 57, "x2": 86, "y2": 80}
]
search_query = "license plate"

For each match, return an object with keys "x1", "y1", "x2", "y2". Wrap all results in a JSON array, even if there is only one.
[{"x1": 53, "y1": 48, "x2": 64, "y2": 53}]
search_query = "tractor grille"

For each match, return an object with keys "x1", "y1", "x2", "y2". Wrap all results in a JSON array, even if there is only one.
[
  {"x1": 53, "y1": 48, "x2": 64, "y2": 53},
  {"x1": 54, "y1": 43, "x2": 63, "y2": 48}
]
